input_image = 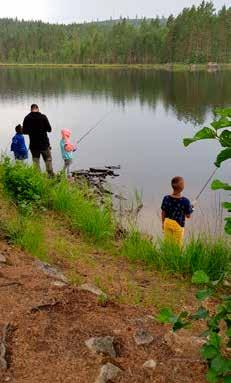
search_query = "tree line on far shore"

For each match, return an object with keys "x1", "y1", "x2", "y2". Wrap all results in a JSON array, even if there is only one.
[{"x1": 0, "y1": 1, "x2": 230, "y2": 64}]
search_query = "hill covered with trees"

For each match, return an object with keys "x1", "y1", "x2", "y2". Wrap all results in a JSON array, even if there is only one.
[{"x1": 0, "y1": 1, "x2": 230, "y2": 64}]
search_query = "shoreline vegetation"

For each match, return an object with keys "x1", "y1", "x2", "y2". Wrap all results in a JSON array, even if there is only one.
[
  {"x1": 0, "y1": 63, "x2": 231, "y2": 71},
  {"x1": 0, "y1": 158, "x2": 230, "y2": 285}
]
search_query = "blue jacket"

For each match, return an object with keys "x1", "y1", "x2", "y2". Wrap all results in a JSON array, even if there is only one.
[{"x1": 11, "y1": 133, "x2": 28, "y2": 159}]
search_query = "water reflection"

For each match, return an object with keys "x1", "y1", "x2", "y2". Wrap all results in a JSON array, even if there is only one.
[{"x1": 0, "y1": 68, "x2": 230, "y2": 124}]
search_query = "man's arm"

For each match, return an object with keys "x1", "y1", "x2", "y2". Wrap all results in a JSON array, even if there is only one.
[
  {"x1": 22, "y1": 116, "x2": 30, "y2": 135},
  {"x1": 43, "y1": 115, "x2": 52, "y2": 132}
]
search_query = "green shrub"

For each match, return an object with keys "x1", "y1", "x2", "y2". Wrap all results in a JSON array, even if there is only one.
[
  {"x1": 157, "y1": 272, "x2": 231, "y2": 383},
  {"x1": 0, "y1": 158, "x2": 50, "y2": 208}
]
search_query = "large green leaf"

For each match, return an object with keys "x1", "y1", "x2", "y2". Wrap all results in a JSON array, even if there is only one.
[
  {"x1": 214, "y1": 107, "x2": 231, "y2": 118},
  {"x1": 192, "y1": 271, "x2": 210, "y2": 284},
  {"x1": 220, "y1": 130, "x2": 231, "y2": 147},
  {"x1": 201, "y1": 345, "x2": 218, "y2": 359},
  {"x1": 211, "y1": 355, "x2": 231, "y2": 375},
  {"x1": 211, "y1": 180, "x2": 231, "y2": 191},
  {"x1": 156, "y1": 308, "x2": 177, "y2": 324},
  {"x1": 209, "y1": 332, "x2": 221, "y2": 349},
  {"x1": 206, "y1": 369, "x2": 218, "y2": 383},
  {"x1": 223, "y1": 202, "x2": 231, "y2": 212},
  {"x1": 183, "y1": 127, "x2": 216, "y2": 147},
  {"x1": 223, "y1": 376, "x2": 231, "y2": 383},
  {"x1": 211, "y1": 117, "x2": 231, "y2": 130},
  {"x1": 215, "y1": 148, "x2": 231, "y2": 167},
  {"x1": 225, "y1": 218, "x2": 231, "y2": 235}
]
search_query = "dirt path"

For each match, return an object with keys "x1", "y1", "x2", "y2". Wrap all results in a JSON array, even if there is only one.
[{"x1": 0, "y1": 240, "x2": 207, "y2": 383}]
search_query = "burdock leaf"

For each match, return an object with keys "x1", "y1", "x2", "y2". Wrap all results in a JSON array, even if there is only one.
[
  {"x1": 215, "y1": 148, "x2": 231, "y2": 167},
  {"x1": 220, "y1": 130, "x2": 231, "y2": 147},
  {"x1": 211, "y1": 117, "x2": 231, "y2": 130},
  {"x1": 225, "y1": 218, "x2": 231, "y2": 235},
  {"x1": 183, "y1": 127, "x2": 216, "y2": 147},
  {"x1": 211, "y1": 180, "x2": 231, "y2": 191}
]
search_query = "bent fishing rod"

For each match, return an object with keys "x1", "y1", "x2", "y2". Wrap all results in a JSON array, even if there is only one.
[
  {"x1": 193, "y1": 167, "x2": 218, "y2": 204},
  {"x1": 77, "y1": 108, "x2": 114, "y2": 145}
]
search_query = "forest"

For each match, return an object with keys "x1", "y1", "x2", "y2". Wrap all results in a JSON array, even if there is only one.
[{"x1": 0, "y1": 1, "x2": 230, "y2": 64}]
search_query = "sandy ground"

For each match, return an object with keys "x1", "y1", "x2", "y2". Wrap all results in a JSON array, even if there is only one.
[{"x1": 0, "y1": 240, "x2": 207, "y2": 383}]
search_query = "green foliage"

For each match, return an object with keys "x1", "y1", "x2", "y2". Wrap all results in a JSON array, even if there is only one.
[
  {"x1": 0, "y1": 2, "x2": 230, "y2": 64},
  {"x1": 184, "y1": 107, "x2": 231, "y2": 234},
  {"x1": 157, "y1": 272, "x2": 231, "y2": 383},
  {"x1": 0, "y1": 158, "x2": 50, "y2": 210}
]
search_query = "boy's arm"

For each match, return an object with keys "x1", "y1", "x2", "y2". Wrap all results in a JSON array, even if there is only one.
[
  {"x1": 161, "y1": 210, "x2": 166, "y2": 229},
  {"x1": 185, "y1": 200, "x2": 193, "y2": 219}
]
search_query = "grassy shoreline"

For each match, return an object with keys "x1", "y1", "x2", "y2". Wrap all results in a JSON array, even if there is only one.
[
  {"x1": 0, "y1": 62, "x2": 231, "y2": 71},
  {"x1": 0, "y1": 159, "x2": 230, "y2": 282}
]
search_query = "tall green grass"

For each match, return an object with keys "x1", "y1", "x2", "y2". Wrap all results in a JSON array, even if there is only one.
[
  {"x1": 122, "y1": 230, "x2": 230, "y2": 280},
  {"x1": 50, "y1": 180, "x2": 115, "y2": 242},
  {"x1": 3, "y1": 215, "x2": 48, "y2": 261}
]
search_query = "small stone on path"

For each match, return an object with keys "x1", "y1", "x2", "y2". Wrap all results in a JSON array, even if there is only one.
[
  {"x1": 95, "y1": 363, "x2": 122, "y2": 383},
  {"x1": 143, "y1": 359, "x2": 157, "y2": 370},
  {"x1": 85, "y1": 336, "x2": 116, "y2": 358},
  {"x1": 35, "y1": 260, "x2": 67, "y2": 282},
  {"x1": 0, "y1": 254, "x2": 7, "y2": 264},
  {"x1": 80, "y1": 283, "x2": 107, "y2": 298},
  {"x1": 134, "y1": 329, "x2": 154, "y2": 346},
  {"x1": 52, "y1": 281, "x2": 67, "y2": 288}
]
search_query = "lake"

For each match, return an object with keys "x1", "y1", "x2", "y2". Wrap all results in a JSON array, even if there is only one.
[{"x1": 1, "y1": 67, "x2": 231, "y2": 235}]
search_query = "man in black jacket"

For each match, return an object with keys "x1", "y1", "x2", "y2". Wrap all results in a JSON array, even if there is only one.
[{"x1": 23, "y1": 104, "x2": 54, "y2": 176}]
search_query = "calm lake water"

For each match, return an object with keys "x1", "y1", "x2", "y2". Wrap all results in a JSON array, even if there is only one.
[{"x1": 1, "y1": 68, "x2": 231, "y2": 235}]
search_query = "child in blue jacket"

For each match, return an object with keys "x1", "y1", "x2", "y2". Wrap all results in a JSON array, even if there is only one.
[{"x1": 11, "y1": 125, "x2": 28, "y2": 160}]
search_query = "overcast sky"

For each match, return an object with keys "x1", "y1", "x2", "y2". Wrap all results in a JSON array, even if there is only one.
[{"x1": 1, "y1": 0, "x2": 229, "y2": 23}]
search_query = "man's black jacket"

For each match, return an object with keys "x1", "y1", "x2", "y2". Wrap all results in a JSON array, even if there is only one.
[{"x1": 23, "y1": 112, "x2": 52, "y2": 151}]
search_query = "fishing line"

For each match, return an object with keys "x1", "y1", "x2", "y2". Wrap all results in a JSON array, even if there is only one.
[
  {"x1": 77, "y1": 108, "x2": 114, "y2": 145},
  {"x1": 194, "y1": 167, "x2": 218, "y2": 202}
]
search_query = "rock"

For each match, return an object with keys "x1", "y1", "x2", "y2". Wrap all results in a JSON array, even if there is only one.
[
  {"x1": 80, "y1": 283, "x2": 107, "y2": 298},
  {"x1": 0, "y1": 254, "x2": 7, "y2": 264},
  {"x1": 224, "y1": 279, "x2": 231, "y2": 288},
  {"x1": 35, "y1": 260, "x2": 67, "y2": 282},
  {"x1": 52, "y1": 281, "x2": 67, "y2": 288},
  {"x1": 95, "y1": 363, "x2": 122, "y2": 383},
  {"x1": 143, "y1": 359, "x2": 157, "y2": 370},
  {"x1": 134, "y1": 329, "x2": 154, "y2": 346},
  {"x1": 85, "y1": 336, "x2": 116, "y2": 358},
  {"x1": 164, "y1": 331, "x2": 206, "y2": 358}
]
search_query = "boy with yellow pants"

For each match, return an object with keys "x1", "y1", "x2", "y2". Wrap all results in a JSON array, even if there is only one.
[{"x1": 161, "y1": 177, "x2": 193, "y2": 246}]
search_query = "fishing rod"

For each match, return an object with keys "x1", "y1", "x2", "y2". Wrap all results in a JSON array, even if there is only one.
[
  {"x1": 194, "y1": 167, "x2": 218, "y2": 204},
  {"x1": 77, "y1": 109, "x2": 114, "y2": 145}
]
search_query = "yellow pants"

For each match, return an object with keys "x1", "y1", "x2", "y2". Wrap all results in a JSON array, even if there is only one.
[{"x1": 164, "y1": 218, "x2": 184, "y2": 247}]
